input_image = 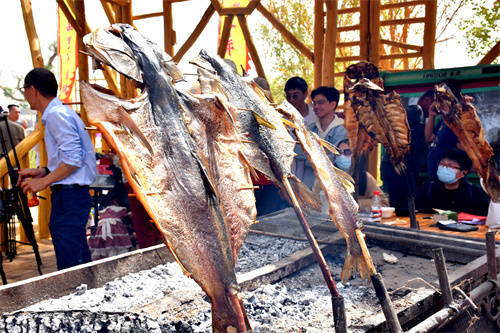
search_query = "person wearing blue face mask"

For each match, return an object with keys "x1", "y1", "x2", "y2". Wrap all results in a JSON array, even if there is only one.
[
  {"x1": 336, "y1": 140, "x2": 388, "y2": 212},
  {"x1": 427, "y1": 148, "x2": 490, "y2": 215}
]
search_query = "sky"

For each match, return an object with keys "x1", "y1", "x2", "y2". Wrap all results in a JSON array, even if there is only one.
[{"x1": 0, "y1": 0, "x2": 485, "y2": 111}]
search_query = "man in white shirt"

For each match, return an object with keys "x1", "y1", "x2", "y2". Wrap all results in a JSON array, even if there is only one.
[{"x1": 284, "y1": 76, "x2": 316, "y2": 126}]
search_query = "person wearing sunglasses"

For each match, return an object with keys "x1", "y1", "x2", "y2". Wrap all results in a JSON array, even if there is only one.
[{"x1": 427, "y1": 148, "x2": 489, "y2": 215}]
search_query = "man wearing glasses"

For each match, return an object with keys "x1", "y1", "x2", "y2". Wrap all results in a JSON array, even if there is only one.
[
  {"x1": 300, "y1": 86, "x2": 348, "y2": 189},
  {"x1": 427, "y1": 148, "x2": 489, "y2": 215},
  {"x1": 17, "y1": 68, "x2": 96, "y2": 270}
]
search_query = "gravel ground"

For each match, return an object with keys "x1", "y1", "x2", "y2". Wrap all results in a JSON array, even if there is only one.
[{"x1": 2, "y1": 234, "x2": 439, "y2": 332}]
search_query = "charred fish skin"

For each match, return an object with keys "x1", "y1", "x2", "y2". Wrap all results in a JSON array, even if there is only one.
[
  {"x1": 195, "y1": 50, "x2": 319, "y2": 212},
  {"x1": 86, "y1": 24, "x2": 250, "y2": 332},
  {"x1": 280, "y1": 101, "x2": 367, "y2": 281},
  {"x1": 177, "y1": 68, "x2": 257, "y2": 263}
]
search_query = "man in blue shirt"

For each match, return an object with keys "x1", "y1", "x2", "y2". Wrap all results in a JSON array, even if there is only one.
[{"x1": 18, "y1": 68, "x2": 96, "y2": 270}]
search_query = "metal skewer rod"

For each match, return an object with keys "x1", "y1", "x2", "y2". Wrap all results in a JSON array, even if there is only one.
[{"x1": 282, "y1": 176, "x2": 347, "y2": 333}]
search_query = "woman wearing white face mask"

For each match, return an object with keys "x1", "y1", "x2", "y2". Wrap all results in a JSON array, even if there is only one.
[
  {"x1": 335, "y1": 140, "x2": 388, "y2": 212},
  {"x1": 427, "y1": 148, "x2": 490, "y2": 215}
]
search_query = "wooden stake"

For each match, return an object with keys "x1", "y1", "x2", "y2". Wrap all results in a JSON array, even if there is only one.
[
  {"x1": 173, "y1": 4, "x2": 215, "y2": 63},
  {"x1": 237, "y1": 15, "x2": 266, "y2": 78},
  {"x1": 217, "y1": 14, "x2": 234, "y2": 58}
]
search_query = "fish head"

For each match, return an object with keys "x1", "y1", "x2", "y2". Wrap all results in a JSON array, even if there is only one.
[
  {"x1": 83, "y1": 27, "x2": 143, "y2": 84},
  {"x1": 351, "y1": 78, "x2": 384, "y2": 95},
  {"x1": 345, "y1": 61, "x2": 380, "y2": 81},
  {"x1": 434, "y1": 83, "x2": 458, "y2": 115}
]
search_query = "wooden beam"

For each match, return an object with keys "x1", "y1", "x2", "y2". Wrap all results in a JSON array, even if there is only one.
[
  {"x1": 380, "y1": 39, "x2": 422, "y2": 52},
  {"x1": 313, "y1": 0, "x2": 324, "y2": 88},
  {"x1": 359, "y1": 0, "x2": 369, "y2": 61},
  {"x1": 220, "y1": 7, "x2": 250, "y2": 16},
  {"x1": 335, "y1": 55, "x2": 361, "y2": 62},
  {"x1": 381, "y1": 17, "x2": 426, "y2": 26},
  {"x1": 132, "y1": 11, "x2": 163, "y2": 20},
  {"x1": 338, "y1": 24, "x2": 360, "y2": 32},
  {"x1": 338, "y1": 6, "x2": 360, "y2": 14},
  {"x1": 338, "y1": 41, "x2": 360, "y2": 47},
  {"x1": 56, "y1": 0, "x2": 83, "y2": 36},
  {"x1": 210, "y1": 0, "x2": 222, "y2": 12},
  {"x1": 237, "y1": 15, "x2": 265, "y2": 78},
  {"x1": 101, "y1": 0, "x2": 130, "y2": 6},
  {"x1": 20, "y1": 0, "x2": 44, "y2": 68},
  {"x1": 217, "y1": 14, "x2": 233, "y2": 57},
  {"x1": 256, "y1": 2, "x2": 314, "y2": 62},
  {"x1": 423, "y1": 0, "x2": 437, "y2": 69},
  {"x1": 173, "y1": 4, "x2": 215, "y2": 63},
  {"x1": 380, "y1": 0, "x2": 426, "y2": 10},
  {"x1": 322, "y1": 0, "x2": 337, "y2": 86},
  {"x1": 163, "y1": 0, "x2": 175, "y2": 56},
  {"x1": 74, "y1": 0, "x2": 89, "y2": 125},
  {"x1": 477, "y1": 41, "x2": 500, "y2": 65},
  {"x1": 380, "y1": 52, "x2": 421, "y2": 60},
  {"x1": 369, "y1": 0, "x2": 380, "y2": 66},
  {"x1": 100, "y1": 0, "x2": 117, "y2": 24}
]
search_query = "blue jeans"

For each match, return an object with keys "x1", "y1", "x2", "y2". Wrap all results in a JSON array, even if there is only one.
[{"x1": 50, "y1": 187, "x2": 92, "y2": 270}]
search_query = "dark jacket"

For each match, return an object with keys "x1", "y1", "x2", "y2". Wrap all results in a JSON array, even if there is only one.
[{"x1": 427, "y1": 179, "x2": 490, "y2": 216}]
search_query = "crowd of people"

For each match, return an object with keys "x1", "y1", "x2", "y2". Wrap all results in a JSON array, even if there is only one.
[{"x1": 1, "y1": 67, "x2": 495, "y2": 272}]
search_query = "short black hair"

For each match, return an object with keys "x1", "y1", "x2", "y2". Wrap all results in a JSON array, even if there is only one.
[
  {"x1": 441, "y1": 148, "x2": 472, "y2": 172},
  {"x1": 7, "y1": 104, "x2": 20, "y2": 110},
  {"x1": 24, "y1": 68, "x2": 58, "y2": 98},
  {"x1": 311, "y1": 86, "x2": 340, "y2": 107},
  {"x1": 418, "y1": 90, "x2": 434, "y2": 101},
  {"x1": 284, "y1": 76, "x2": 308, "y2": 93}
]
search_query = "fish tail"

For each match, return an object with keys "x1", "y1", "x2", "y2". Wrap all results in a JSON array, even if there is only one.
[
  {"x1": 212, "y1": 290, "x2": 251, "y2": 333},
  {"x1": 340, "y1": 253, "x2": 354, "y2": 283},
  {"x1": 394, "y1": 161, "x2": 406, "y2": 175},
  {"x1": 287, "y1": 175, "x2": 321, "y2": 212}
]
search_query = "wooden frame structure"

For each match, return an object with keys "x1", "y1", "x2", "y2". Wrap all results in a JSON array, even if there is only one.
[{"x1": 3, "y1": 0, "x2": 445, "y2": 240}]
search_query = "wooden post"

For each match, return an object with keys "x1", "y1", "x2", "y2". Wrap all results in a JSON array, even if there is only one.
[
  {"x1": 163, "y1": 0, "x2": 175, "y2": 56},
  {"x1": 20, "y1": 0, "x2": 51, "y2": 239},
  {"x1": 74, "y1": 0, "x2": 89, "y2": 125},
  {"x1": 423, "y1": 0, "x2": 436, "y2": 69},
  {"x1": 100, "y1": 0, "x2": 117, "y2": 24},
  {"x1": 218, "y1": 14, "x2": 234, "y2": 58},
  {"x1": 314, "y1": 0, "x2": 324, "y2": 88},
  {"x1": 359, "y1": 0, "x2": 369, "y2": 61},
  {"x1": 237, "y1": 15, "x2": 266, "y2": 79},
  {"x1": 322, "y1": 0, "x2": 337, "y2": 87},
  {"x1": 173, "y1": 4, "x2": 215, "y2": 63},
  {"x1": 369, "y1": 0, "x2": 380, "y2": 67}
]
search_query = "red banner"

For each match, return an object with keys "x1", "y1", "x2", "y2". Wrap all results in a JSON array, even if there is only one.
[{"x1": 57, "y1": 6, "x2": 78, "y2": 103}]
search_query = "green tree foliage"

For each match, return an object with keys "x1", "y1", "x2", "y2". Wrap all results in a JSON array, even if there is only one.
[
  {"x1": 255, "y1": 0, "x2": 314, "y2": 103},
  {"x1": 459, "y1": 0, "x2": 499, "y2": 62}
]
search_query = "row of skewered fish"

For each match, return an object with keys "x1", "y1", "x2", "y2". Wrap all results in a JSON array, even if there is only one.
[{"x1": 80, "y1": 24, "x2": 374, "y2": 332}]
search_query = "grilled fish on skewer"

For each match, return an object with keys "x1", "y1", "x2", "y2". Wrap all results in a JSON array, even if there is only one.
[
  {"x1": 82, "y1": 25, "x2": 250, "y2": 332},
  {"x1": 434, "y1": 83, "x2": 500, "y2": 201},
  {"x1": 279, "y1": 101, "x2": 372, "y2": 281},
  {"x1": 343, "y1": 62, "x2": 411, "y2": 174}
]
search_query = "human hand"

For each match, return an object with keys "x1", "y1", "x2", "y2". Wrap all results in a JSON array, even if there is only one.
[
  {"x1": 20, "y1": 177, "x2": 49, "y2": 194},
  {"x1": 16, "y1": 168, "x2": 46, "y2": 187}
]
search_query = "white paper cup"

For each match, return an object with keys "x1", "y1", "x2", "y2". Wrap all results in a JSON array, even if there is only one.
[{"x1": 381, "y1": 207, "x2": 395, "y2": 218}]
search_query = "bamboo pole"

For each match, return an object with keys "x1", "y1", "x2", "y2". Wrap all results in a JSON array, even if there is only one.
[
  {"x1": 322, "y1": 0, "x2": 337, "y2": 86},
  {"x1": 217, "y1": 14, "x2": 234, "y2": 57},
  {"x1": 20, "y1": 0, "x2": 51, "y2": 239},
  {"x1": 256, "y1": 2, "x2": 314, "y2": 62},
  {"x1": 477, "y1": 40, "x2": 500, "y2": 65},
  {"x1": 313, "y1": 0, "x2": 324, "y2": 88},
  {"x1": 163, "y1": 0, "x2": 175, "y2": 56},
  {"x1": 423, "y1": 0, "x2": 437, "y2": 69},
  {"x1": 237, "y1": 15, "x2": 265, "y2": 79},
  {"x1": 173, "y1": 4, "x2": 215, "y2": 63}
]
